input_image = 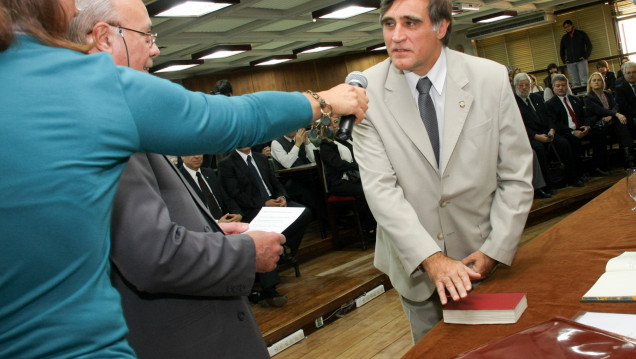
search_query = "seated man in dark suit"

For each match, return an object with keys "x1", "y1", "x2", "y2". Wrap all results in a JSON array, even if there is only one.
[
  {"x1": 180, "y1": 154, "x2": 289, "y2": 307},
  {"x1": 545, "y1": 74, "x2": 590, "y2": 185},
  {"x1": 513, "y1": 73, "x2": 583, "y2": 189},
  {"x1": 219, "y1": 148, "x2": 312, "y2": 253},
  {"x1": 614, "y1": 61, "x2": 636, "y2": 124},
  {"x1": 180, "y1": 154, "x2": 242, "y2": 223}
]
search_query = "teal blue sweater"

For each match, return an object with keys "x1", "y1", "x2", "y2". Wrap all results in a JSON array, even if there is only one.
[{"x1": 0, "y1": 36, "x2": 311, "y2": 358}]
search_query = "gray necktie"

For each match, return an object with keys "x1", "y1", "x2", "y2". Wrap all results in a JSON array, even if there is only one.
[
  {"x1": 416, "y1": 77, "x2": 439, "y2": 166},
  {"x1": 526, "y1": 98, "x2": 536, "y2": 113}
]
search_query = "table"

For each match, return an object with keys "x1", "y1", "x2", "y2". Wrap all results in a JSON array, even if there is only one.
[
  {"x1": 404, "y1": 178, "x2": 636, "y2": 358},
  {"x1": 274, "y1": 163, "x2": 316, "y2": 175}
]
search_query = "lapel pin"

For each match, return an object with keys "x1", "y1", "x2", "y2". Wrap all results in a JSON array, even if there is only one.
[{"x1": 459, "y1": 101, "x2": 465, "y2": 108}]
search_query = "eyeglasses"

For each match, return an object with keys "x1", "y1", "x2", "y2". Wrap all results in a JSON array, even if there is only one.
[{"x1": 111, "y1": 24, "x2": 157, "y2": 48}]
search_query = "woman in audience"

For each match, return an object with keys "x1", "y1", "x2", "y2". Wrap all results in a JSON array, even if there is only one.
[
  {"x1": 584, "y1": 72, "x2": 636, "y2": 169},
  {"x1": 0, "y1": 1, "x2": 367, "y2": 358},
  {"x1": 319, "y1": 118, "x2": 376, "y2": 235},
  {"x1": 529, "y1": 73, "x2": 543, "y2": 93}
]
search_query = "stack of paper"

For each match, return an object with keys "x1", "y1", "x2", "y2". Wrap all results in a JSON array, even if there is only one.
[{"x1": 582, "y1": 251, "x2": 636, "y2": 302}]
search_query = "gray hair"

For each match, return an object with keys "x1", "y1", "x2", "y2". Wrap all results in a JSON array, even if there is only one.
[
  {"x1": 513, "y1": 72, "x2": 531, "y2": 87},
  {"x1": 380, "y1": 0, "x2": 453, "y2": 46},
  {"x1": 551, "y1": 74, "x2": 569, "y2": 85},
  {"x1": 67, "y1": 0, "x2": 120, "y2": 44},
  {"x1": 623, "y1": 61, "x2": 636, "y2": 72}
]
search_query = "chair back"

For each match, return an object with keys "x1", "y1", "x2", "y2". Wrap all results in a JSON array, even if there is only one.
[{"x1": 313, "y1": 149, "x2": 331, "y2": 196}]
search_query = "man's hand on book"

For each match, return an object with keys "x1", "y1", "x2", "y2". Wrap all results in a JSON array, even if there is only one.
[
  {"x1": 462, "y1": 251, "x2": 497, "y2": 279},
  {"x1": 422, "y1": 252, "x2": 481, "y2": 305}
]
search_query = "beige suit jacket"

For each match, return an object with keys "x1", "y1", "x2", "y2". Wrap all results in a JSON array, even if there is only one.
[{"x1": 353, "y1": 49, "x2": 533, "y2": 302}]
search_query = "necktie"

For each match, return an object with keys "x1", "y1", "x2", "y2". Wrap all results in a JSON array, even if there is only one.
[
  {"x1": 525, "y1": 98, "x2": 536, "y2": 113},
  {"x1": 196, "y1": 172, "x2": 223, "y2": 219},
  {"x1": 416, "y1": 77, "x2": 440, "y2": 166},
  {"x1": 563, "y1": 97, "x2": 580, "y2": 128},
  {"x1": 632, "y1": 84, "x2": 636, "y2": 96},
  {"x1": 247, "y1": 155, "x2": 270, "y2": 201}
]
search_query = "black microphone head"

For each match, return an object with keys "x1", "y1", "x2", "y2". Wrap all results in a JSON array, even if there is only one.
[{"x1": 345, "y1": 71, "x2": 368, "y2": 89}]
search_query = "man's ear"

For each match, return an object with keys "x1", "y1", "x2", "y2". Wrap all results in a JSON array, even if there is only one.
[
  {"x1": 435, "y1": 19, "x2": 450, "y2": 41},
  {"x1": 90, "y1": 22, "x2": 116, "y2": 54}
]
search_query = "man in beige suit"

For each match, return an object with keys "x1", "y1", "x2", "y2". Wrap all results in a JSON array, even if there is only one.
[{"x1": 353, "y1": 0, "x2": 533, "y2": 343}]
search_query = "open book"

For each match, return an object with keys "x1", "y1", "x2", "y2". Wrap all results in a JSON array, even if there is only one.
[
  {"x1": 582, "y1": 251, "x2": 636, "y2": 302},
  {"x1": 442, "y1": 293, "x2": 527, "y2": 324}
]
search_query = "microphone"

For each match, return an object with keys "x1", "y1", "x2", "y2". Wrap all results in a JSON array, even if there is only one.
[{"x1": 336, "y1": 71, "x2": 368, "y2": 141}]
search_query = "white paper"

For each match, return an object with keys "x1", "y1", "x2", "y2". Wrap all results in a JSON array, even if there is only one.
[
  {"x1": 247, "y1": 207, "x2": 305, "y2": 233},
  {"x1": 583, "y1": 271, "x2": 636, "y2": 298},
  {"x1": 575, "y1": 312, "x2": 636, "y2": 339},
  {"x1": 606, "y1": 251, "x2": 636, "y2": 272}
]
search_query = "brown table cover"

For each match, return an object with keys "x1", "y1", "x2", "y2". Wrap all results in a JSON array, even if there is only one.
[{"x1": 403, "y1": 178, "x2": 636, "y2": 358}]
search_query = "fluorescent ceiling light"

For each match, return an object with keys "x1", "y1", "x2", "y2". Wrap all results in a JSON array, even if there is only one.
[
  {"x1": 461, "y1": 3, "x2": 480, "y2": 11},
  {"x1": 320, "y1": 6, "x2": 375, "y2": 19},
  {"x1": 147, "y1": 1, "x2": 239, "y2": 18},
  {"x1": 150, "y1": 60, "x2": 203, "y2": 73},
  {"x1": 192, "y1": 44, "x2": 252, "y2": 60},
  {"x1": 250, "y1": 55, "x2": 297, "y2": 66},
  {"x1": 293, "y1": 42, "x2": 343, "y2": 55},
  {"x1": 472, "y1": 10, "x2": 517, "y2": 24},
  {"x1": 312, "y1": 1, "x2": 380, "y2": 20},
  {"x1": 366, "y1": 43, "x2": 386, "y2": 51}
]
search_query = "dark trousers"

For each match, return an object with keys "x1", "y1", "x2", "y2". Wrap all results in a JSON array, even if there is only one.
[{"x1": 531, "y1": 136, "x2": 579, "y2": 185}]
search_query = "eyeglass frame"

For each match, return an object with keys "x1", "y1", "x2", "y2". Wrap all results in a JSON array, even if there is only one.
[{"x1": 109, "y1": 24, "x2": 157, "y2": 48}]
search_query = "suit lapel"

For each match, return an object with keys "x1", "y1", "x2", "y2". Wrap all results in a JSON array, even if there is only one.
[
  {"x1": 384, "y1": 64, "x2": 438, "y2": 171},
  {"x1": 442, "y1": 51, "x2": 472, "y2": 173}
]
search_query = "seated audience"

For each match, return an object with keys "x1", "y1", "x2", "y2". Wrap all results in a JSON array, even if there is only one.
[
  {"x1": 585, "y1": 72, "x2": 635, "y2": 169},
  {"x1": 545, "y1": 74, "x2": 589, "y2": 183},
  {"x1": 531, "y1": 149, "x2": 554, "y2": 198},
  {"x1": 218, "y1": 147, "x2": 311, "y2": 255},
  {"x1": 180, "y1": 154, "x2": 242, "y2": 222},
  {"x1": 596, "y1": 60, "x2": 616, "y2": 92},
  {"x1": 513, "y1": 73, "x2": 582, "y2": 189},
  {"x1": 319, "y1": 117, "x2": 376, "y2": 234}
]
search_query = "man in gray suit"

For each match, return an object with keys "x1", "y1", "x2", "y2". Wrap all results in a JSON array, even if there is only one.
[
  {"x1": 68, "y1": 0, "x2": 369, "y2": 357},
  {"x1": 353, "y1": 0, "x2": 533, "y2": 343}
]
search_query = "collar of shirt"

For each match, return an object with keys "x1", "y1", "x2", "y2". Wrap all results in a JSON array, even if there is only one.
[
  {"x1": 182, "y1": 165, "x2": 201, "y2": 182},
  {"x1": 235, "y1": 149, "x2": 254, "y2": 165},
  {"x1": 405, "y1": 47, "x2": 447, "y2": 101}
]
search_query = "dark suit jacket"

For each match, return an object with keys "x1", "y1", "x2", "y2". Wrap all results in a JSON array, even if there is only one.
[
  {"x1": 604, "y1": 71, "x2": 617, "y2": 91},
  {"x1": 218, "y1": 151, "x2": 287, "y2": 221},
  {"x1": 319, "y1": 139, "x2": 358, "y2": 189},
  {"x1": 110, "y1": 153, "x2": 268, "y2": 359},
  {"x1": 545, "y1": 94, "x2": 586, "y2": 136},
  {"x1": 515, "y1": 92, "x2": 555, "y2": 140},
  {"x1": 584, "y1": 91, "x2": 619, "y2": 127},
  {"x1": 179, "y1": 165, "x2": 242, "y2": 215},
  {"x1": 615, "y1": 81, "x2": 636, "y2": 120}
]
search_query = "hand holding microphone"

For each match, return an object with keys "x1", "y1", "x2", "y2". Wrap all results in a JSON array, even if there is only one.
[
  {"x1": 304, "y1": 75, "x2": 368, "y2": 126},
  {"x1": 337, "y1": 71, "x2": 368, "y2": 140}
]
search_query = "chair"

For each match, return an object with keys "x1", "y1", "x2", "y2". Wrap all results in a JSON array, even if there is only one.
[{"x1": 313, "y1": 150, "x2": 366, "y2": 250}]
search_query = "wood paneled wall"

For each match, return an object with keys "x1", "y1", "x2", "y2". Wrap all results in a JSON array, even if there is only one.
[{"x1": 182, "y1": 52, "x2": 389, "y2": 95}]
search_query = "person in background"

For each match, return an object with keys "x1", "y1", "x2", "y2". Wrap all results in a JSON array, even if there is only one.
[
  {"x1": 319, "y1": 117, "x2": 376, "y2": 234},
  {"x1": 0, "y1": 1, "x2": 368, "y2": 357},
  {"x1": 585, "y1": 72, "x2": 635, "y2": 169},
  {"x1": 353, "y1": 0, "x2": 533, "y2": 343},
  {"x1": 529, "y1": 73, "x2": 543, "y2": 93},
  {"x1": 596, "y1": 60, "x2": 616, "y2": 92},
  {"x1": 545, "y1": 74, "x2": 589, "y2": 183},
  {"x1": 560, "y1": 19, "x2": 592, "y2": 87}
]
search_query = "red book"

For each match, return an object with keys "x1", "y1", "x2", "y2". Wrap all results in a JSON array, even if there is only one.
[{"x1": 443, "y1": 293, "x2": 527, "y2": 324}]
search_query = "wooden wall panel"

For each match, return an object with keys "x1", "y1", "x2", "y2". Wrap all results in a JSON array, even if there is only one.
[
  {"x1": 283, "y1": 61, "x2": 319, "y2": 92},
  {"x1": 251, "y1": 68, "x2": 286, "y2": 93},
  {"x1": 314, "y1": 57, "x2": 348, "y2": 90}
]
